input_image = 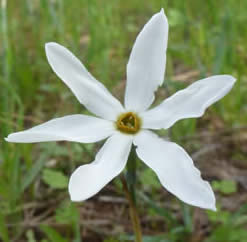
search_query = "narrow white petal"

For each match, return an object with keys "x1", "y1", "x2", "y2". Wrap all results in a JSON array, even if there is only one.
[
  {"x1": 142, "y1": 75, "x2": 236, "y2": 129},
  {"x1": 69, "y1": 133, "x2": 132, "y2": 201},
  {"x1": 134, "y1": 130, "x2": 216, "y2": 210},
  {"x1": 124, "y1": 9, "x2": 168, "y2": 112},
  {"x1": 45, "y1": 42, "x2": 124, "y2": 120},
  {"x1": 5, "y1": 115, "x2": 114, "y2": 143}
]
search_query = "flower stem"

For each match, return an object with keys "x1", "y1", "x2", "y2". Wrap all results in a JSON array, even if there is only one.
[
  {"x1": 121, "y1": 148, "x2": 142, "y2": 242},
  {"x1": 120, "y1": 174, "x2": 142, "y2": 242},
  {"x1": 126, "y1": 148, "x2": 137, "y2": 204}
]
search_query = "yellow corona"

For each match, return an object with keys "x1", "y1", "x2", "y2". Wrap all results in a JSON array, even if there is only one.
[{"x1": 116, "y1": 112, "x2": 141, "y2": 134}]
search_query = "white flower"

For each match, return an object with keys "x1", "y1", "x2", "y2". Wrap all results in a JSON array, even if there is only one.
[{"x1": 5, "y1": 9, "x2": 236, "y2": 211}]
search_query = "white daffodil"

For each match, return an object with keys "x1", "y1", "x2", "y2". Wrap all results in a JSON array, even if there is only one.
[{"x1": 6, "y1": 9, "x2": 236, "y2": 211}]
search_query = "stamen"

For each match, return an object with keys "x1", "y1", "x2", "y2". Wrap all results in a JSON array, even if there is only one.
[{"x1": 116, "y1": 112, "x2": 141, "y2": 134}]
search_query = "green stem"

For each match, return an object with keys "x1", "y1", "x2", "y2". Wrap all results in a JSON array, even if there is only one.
[
  {"x1": 121, "y1": 147, "x2": 142, "y2": 241},
  {"x1": 126, "y1": 148, "x2": 137, "y2": 204},
  {"x1": 120, "y1": 174, "x2": 142, "y2": 242}
]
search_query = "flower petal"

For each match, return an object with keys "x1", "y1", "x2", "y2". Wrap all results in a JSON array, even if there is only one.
[
  {"x1": 45, "y1": 42, "x2": 124, "y2": 120},
  {"x1": 141, "y1": 75, "x2": 236, "y2": 129},
  {"x1": 134, "y1": 130, "x2": 216, "y2": 210},
  {"x1": 5, "y1": 115, "x2": 114, "y2": 143},
  {"x1": 124, "y1": 9, "x2": 168, "y2": 112},
  {"x1": 69, "y1": 133, "x2": 132, "y2": 201}
]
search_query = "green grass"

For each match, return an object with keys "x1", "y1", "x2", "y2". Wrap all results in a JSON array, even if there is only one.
[{"x1": 0, "y1": 0, "x2": 247, "y2": 241}]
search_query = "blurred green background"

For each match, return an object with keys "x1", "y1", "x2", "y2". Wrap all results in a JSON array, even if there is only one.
[{"x1": 0, "y1": 0, "x2": 247, "y2": 241}]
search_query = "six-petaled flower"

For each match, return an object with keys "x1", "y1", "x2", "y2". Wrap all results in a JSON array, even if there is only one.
[{"x1": 6, "y1": 9, "x2": 236, "y2": 210}]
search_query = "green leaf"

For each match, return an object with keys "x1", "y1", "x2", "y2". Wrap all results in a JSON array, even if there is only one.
[
  {"x1": 0, "y1": 212, "x2": 9, "y2": 242},
  {"x1": 212, "y1": 180, "x2": 237, "y2": 194},
  {"x1": 42, "y1": 169, "x2": 68, "y2": 189},
  {"x1": 140, "y1": 168, "x2": 160, "y2": 190},
  {"x1": 168, "y1": 9, "x2": 184, "y2": 27},
  {"x1": 206, "y1": 225, "x2": 247, "y2": 242},
  {"x1": 55, "y1": 201, "x2": 79, "y2": 225},
  {"x1": 40, "y1": 225, "x2": 67, "y2": 242},
  {"x1": 138, "y1": 192, "x2": 176, "y2": 225},
  {"x1": 180, "y1": 203, "x2": 193, "y2": 233},
  {"x1": 21, "y1": 153, "x2": 47, "y2": 193},
  {"x1": 207, "y1": 209, "x2": 230, "y2": 224},
  {"x1": 26, "y1": 229, "x2": 36, "y2": 242},
  {"x1": 55, "y1": 201, "x2": 81, "y2": 242}
]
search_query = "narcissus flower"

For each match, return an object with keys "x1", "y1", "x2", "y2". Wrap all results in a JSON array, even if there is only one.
[{"x1": 6, "y1": 9, "x2": 235, "y2": 210}]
